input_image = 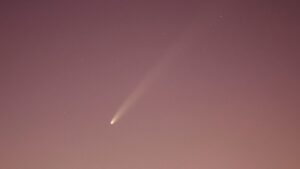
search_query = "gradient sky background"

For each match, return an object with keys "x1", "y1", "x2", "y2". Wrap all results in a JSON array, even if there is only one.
[{"x1": 1, "y1": 0, "x2": 299, "y2": 168}]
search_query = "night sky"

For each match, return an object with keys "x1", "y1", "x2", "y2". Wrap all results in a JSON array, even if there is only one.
[{"x1": 1, "y1": 0, "x2": 299, "y2": 168}]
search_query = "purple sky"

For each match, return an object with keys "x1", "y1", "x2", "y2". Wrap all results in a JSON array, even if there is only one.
[{"x1": 1, "y1": 0, "x2": 299, "y2": 168}]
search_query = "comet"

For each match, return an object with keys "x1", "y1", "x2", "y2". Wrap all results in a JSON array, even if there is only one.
[
  {"x1": 110, "y1": 54, "x2": 171, "y2": 125},
  {"x1": 109, "y1": 22, "x2": 199, "y2": 125}
]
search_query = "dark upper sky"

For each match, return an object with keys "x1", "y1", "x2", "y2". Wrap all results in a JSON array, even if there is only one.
[{"x1": 0, "y1": 0, "x2": 299, "y2": 168}]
